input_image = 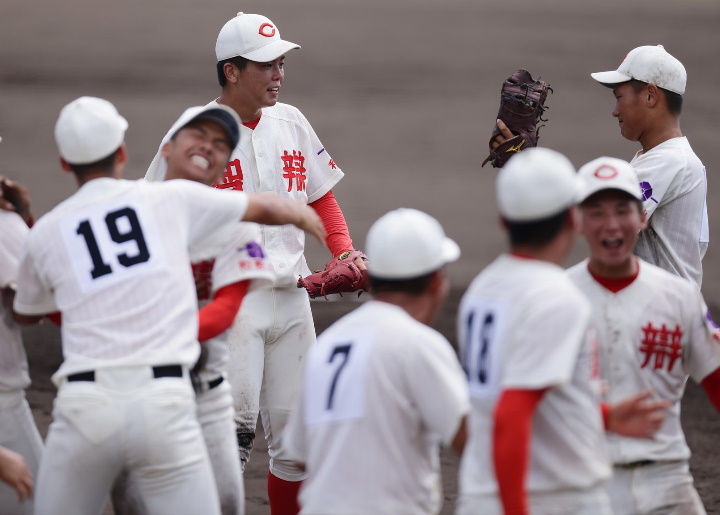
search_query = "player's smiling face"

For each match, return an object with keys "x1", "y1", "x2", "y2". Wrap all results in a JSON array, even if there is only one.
[
  {"x1": 237, "y1": 57, "x2": 285, "y2": 113},
  {"x1": 612, "y1": 82, "x2": 646, "y2": 142},
  {"x1": 581, "y1": 190, "x2": 647, "y2": 277},
  {"x1": 162, "y1": 120, "x2": 233, "y2": 186}
]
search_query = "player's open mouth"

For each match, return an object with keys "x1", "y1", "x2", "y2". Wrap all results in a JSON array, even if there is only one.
[
  {"x1": 602, "y1": 237, "x2": 623, "y2": 249},
  {"x1": 190, "y1": 155, "x2": 210, "y2": 170},
  {"x1": 268, "y1": 88, "x2": 279, "y2": 93}
]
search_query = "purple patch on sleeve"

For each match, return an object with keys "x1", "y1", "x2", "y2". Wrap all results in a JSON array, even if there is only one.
[
  {"x1": 707, "y1": 310, "x2": 719, "y2": 330},
  {"x1": 639, "y1": 181, "x2": 658, "y2": 203},
  {"x1": 244, "y1": 242, "x2": 265, "y2": 258},
  {"x1": 317, "y1": 148, "x2": 325, "y2": 155}
]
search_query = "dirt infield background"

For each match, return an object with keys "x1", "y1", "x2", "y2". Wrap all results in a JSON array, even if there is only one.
[{"x1": 3, "y1": 0, "x2": 720, "y2": 513}]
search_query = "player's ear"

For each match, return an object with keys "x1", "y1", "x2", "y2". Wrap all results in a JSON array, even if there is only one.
[
  {"x1": 161, "y1": 140, "x2": 173, "y2": 159},
  {"x1": 639, "y1": 204, "x2": 648, "y2": 231},
  {"x1": 116, "y1": 143, "x2": 128, "y2": 166},
  {"x1": 646, "y1": 84, "x2": 660, "y2": 108},
  {"x1": 59, "y1": 157, "x2": 73, "y2": 173},
  {"x1": 568, "y1": 205, "x2": 582, "y2": 234},
  {"x1": 223, "y1": 63, "x2": 238, "y2": 84}
]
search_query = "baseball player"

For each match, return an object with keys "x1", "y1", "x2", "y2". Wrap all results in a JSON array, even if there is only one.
[
  {"x1": 145, "y1": 12, "x2": 363, "y2": 512},
  {"x1": 11, "y1": 96, "x2": 325, "y2": 515},
  {"x1": 590, "y1": 45, "x2": 708, "y2": 288},
  {"x1": 113, "y1": 104, "x2": 276, "y2": 515},
  {"x1": 0, "y1": 176, "x2": 43, "y2": 515},
  {"x1": 567, "y1": 156, "x2": 720, "y2": 515},
  {"x1": 284, "y1": 208, "x2": 469, "y2": 514},
  {"x1": 456, "y1": 148, "x2": 669, "y2": 515}
]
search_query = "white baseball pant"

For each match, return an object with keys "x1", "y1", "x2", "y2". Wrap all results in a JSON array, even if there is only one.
[
  {"x1": 35, "y1": 366, "x2": 220, "y2": 515},
  {"x1": 226, "y1": 285, "x2": 314, "y2": 481},
  {"x1": 608, "y1": 461, "x2": 706, "y2": 515},
  {"x1": 456, "y1": 484, "x2": 612, "y2": 515}
]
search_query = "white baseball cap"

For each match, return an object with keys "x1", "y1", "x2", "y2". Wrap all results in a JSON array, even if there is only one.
[
  {"x1": 591, "y1": 45, "x2": 686, "y2": 95},
  {"x1": 497, "y1": 147, "x2": 580, "y2": 222},
  {"x1": 55, "y1": 96, "x2": 128, "y2": 165},
  {"x1": 577, "y1": 156, "x2": 642, "y2": 203},
  {"x1": 165, "y1": 104, "x2": 241, "y2": 148},
  {"x1": 216, "y1": 12, "x2": 300, "y2": 62},
  {"x1": 365, "y1": 208, "x2": 460, "y2": 280}
]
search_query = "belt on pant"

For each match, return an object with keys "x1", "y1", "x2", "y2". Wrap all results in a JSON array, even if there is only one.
[
  {"x1": 66, "y1": 365, "x2": 184, "y2": 382},
  {"x1": 193, "y1": 375, "x2": 224, "y2": 394},
  {"x1": 614, "y1": 459, "x2": 681, "y2": 469}
]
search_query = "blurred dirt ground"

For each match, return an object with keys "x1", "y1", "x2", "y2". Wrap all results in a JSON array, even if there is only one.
[{"x1": 4, "y1": 0, "x2": 720, "y2": 513}]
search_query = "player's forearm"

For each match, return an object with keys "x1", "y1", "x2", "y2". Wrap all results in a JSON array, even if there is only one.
[
  {"x1": 309, "y1": 190, "x2": 353, "y2": 257},
  {"x1": 493, "y1": 389, "x2": 546, "y2": 515},
  {"x1": 197, "y1": 281, "x2": 249, "y2": 341},
  {"x1": 451, "y1": 415, "x2": 468, "y2": 455},
  {"x1": 244, "y1": 193, "x2": 326, "y2": 243}
]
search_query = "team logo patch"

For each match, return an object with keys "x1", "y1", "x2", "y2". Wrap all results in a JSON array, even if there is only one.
[
  {"x1": 594, "y1": 164, "x2": 618, "y2": 179},
  {"x1": 258, "y1": 23, "x2": 276, "y2": 37},
  {"x1": 639, "y1": 181, "x2": 658, "y2": 203},
  {"x1": 244, "y1": 242, "x2": 265, "y2": 259}
]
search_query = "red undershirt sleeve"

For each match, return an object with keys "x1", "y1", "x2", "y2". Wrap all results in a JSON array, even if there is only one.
[
  {"x1": 493, "y1": 388, "x2": 548, "y2": 515},
  {"x1": 600, "y1": 402, "x2": 611, "y2": 429},
  {"x1": 308, "y1": 190, "x2": 354, "y2": 257},
  {"x1": 197, "y1": 280, "x2": 249, "y2": 342},
  {"x1": 701, "y1": 367, "x2": 720, "y2": 413}
]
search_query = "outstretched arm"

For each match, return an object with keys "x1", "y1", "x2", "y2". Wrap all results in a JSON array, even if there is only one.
[
  {"x1": 198, "y1": 280, "x2": 249, "y2": 341},
  {"x1": 244, "y1": 193, "x2": 326, "y2": 245}
]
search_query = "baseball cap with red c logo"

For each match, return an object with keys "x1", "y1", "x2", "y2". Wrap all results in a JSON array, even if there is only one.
[{"x1": 216, "y1": 12, "x2": 300, "y2": 63}]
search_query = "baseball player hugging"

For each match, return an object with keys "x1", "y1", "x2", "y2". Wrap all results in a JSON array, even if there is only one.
[
  {"x1": 567, "y1": 156, "x2": 720, "y2": 515},
  {"x1": 113, "y1": 104, "x2": 275, "y2": 515},
  {"x1": 12, "y1": 96, "x2": 325, "y2": 515}
]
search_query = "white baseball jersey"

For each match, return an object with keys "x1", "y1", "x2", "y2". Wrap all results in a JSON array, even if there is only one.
[
  {"x1": 13, "y1": 178, "x2": 248, "y2": 382},
  {"x1": 457, "y1": 255, "x2": 611, "y2": 500},
  {"x1": 0, "y1": 211, "x2": 31, "y2": 391},
  {"x1": 146, "y1": 101, "x2": 344, "y2": 287},
  {"x1": 284, "y1": 300, "x2": 470, "y2": 515},
  {"x1": 194, "y1": 222, "x2": 274, "y2": 382},
  {"x1": 631, "y1": 136, "x2": 708, "y2": 288},
  {"x1": 566, "y1": 259, "x2": 720, "y2": 464}
]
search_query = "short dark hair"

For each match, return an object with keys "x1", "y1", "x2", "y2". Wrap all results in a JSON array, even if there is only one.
[
  {"x1": 504, "y1": 209, "x2": 570, "y2": 246},
  {"x1": 67, "y1": 149, "x2": 120, "y2": 178},
  {"x1": 628, "y1": 79, "x2": 683, "y2": 115},
  {"x1": 217, "y1": 56, "x2": 249, "y2": 87},
  {"x1": 370, "y1": 270, "x2": 436, "y2": 295}
]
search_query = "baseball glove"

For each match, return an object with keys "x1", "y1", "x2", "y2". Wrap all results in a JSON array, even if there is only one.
[
  {"x1": 297, "y1": 250, "x2": 370, "y2": 299},
  {"x1": 482, "y1": 69, "x2": 552, "y2": 168}
]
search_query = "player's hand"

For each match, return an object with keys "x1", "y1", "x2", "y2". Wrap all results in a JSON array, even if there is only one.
[
  {"x1": 607, "y1": 390, "x2": 671, "y2": 439},
  {"x1": 490, "y1": 119, "x2": 515, "y2": 150},
  {"x1": 0, "y1": 446, "x2": 33, "y2": 502},
  {"x1": 0, "y1": 176, "x2": 34, "y2": 227}
]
